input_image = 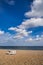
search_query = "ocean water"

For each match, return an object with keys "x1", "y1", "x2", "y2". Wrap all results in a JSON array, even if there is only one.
[{"x1": 0, "y1": 46, "x2": 43, "y2": 50}]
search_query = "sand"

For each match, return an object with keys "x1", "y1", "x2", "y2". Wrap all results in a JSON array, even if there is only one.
[{"x1": 0, "y1": 50, "x2": 43, "y2": 65}]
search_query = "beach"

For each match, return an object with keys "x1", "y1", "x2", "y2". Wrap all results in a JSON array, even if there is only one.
[{"x1": 0, "y1": 50, "x2": 43, "y2": 65}]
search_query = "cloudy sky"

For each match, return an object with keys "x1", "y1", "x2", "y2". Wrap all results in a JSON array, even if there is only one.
[{"x1": 0, "y1": 0, "x2": 43, "y2": 46}]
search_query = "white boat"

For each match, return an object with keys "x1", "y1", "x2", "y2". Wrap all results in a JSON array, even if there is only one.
[{"x1": 6, "y1": 50, "x2": 16, "y2": 55}]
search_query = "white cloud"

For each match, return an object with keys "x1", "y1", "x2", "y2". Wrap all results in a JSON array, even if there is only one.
[
  {"x1": 0, "y1": 30, "x2": 4, "y2": 35},
  {"x1": 25, "y1": 34, "x2": 43, "y2": 42},
  {"x1": 8, "y1": 27, "x2": 16, "y2": 30},
  {"x1": 25, "y1": 0, "x2": 43, "y2": 17},
  {"x1": 13, "y1": 35, "x2": 24, "y2": 39},
  {"x1": 8, "y1": 27, "x2": 29, "y2": 38},
  {"x1": 28, "y1": 31, "x2": 32, "y2": 34},
  {"x1": 36, "y1": 35, "x2": 39, "y2": 38},
  {"x1": 8, "y1": 26, "x2": 33, "y2": 39},
  {"x1": 18, "y1": 18, "x2": 43, "y2": 29}
]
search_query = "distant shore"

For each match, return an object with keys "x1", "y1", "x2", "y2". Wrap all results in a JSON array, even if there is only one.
[{"x1": 0, "y1": 46, "x2": 43, "y2": 50}]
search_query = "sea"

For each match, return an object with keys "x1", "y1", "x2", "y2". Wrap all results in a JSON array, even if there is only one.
[{"x1": 0, "y1": 46, "x2": 43, "y2": 50}]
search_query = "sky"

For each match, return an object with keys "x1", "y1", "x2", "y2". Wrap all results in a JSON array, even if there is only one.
[{"x1": 0, "y1": 0, "x2": 43, "y2": 46}]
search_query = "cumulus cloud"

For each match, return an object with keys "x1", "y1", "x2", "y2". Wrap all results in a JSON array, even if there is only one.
[
  {"x1": 8, "y1": 27, "x2": 28, "y2": 36},
  {"x1": 18, "y1": 18, "x2": 43, "y2": 29},
  {"x1": 25, "y1": 0, "x2": 43, "y2": 17},
  {"x1": 8, "y1": 26, "x2": 33, "y2": 39}
]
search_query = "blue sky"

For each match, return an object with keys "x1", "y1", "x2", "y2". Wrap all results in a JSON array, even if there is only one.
[
  {"x1": 0, "y1": 0, "x2": 33, "y2": 31},
  {"x1": 0, "y1": 0, "x2": 43, "y2": 46}
]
